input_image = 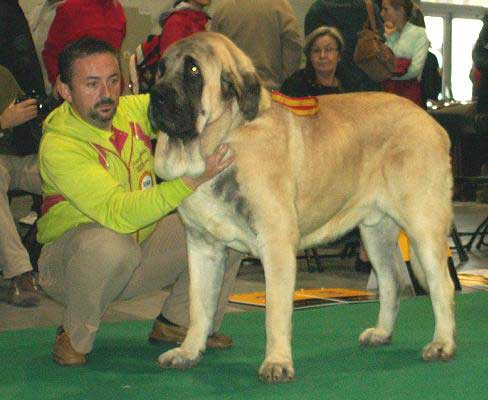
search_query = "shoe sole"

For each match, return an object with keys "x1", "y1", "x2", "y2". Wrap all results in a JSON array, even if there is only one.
[{"x1": 52, "y1": 352, "x2": 86, "y2": 366}]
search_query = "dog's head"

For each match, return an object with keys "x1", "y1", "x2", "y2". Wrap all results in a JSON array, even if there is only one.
[{"x1": 148, "y1": 32, "x2": 263, "y2": 143}]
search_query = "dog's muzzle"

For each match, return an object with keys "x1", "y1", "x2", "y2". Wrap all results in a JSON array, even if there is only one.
[{"x1": 148, "y1": 83, "x2": 198, "y2": 142}]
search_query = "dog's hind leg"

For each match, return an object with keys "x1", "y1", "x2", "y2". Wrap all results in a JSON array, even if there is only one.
[
  {"x1": 158, "y1": 231, "x2": 227, "y2": 369},
  {"x1": 407, "y1": 228, "x2": 456, "y2": 361},
  {"x1": 358, "y1": 216, "x2": 403, "y2": 346}
]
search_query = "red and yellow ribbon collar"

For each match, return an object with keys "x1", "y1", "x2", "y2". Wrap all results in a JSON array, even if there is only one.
[{"x1": 271, "y1": 91, "x2": 319, "y2": 116}]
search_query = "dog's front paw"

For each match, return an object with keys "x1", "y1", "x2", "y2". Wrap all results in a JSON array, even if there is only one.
[
  {"x1": 359, "y1": 328, "x2": 392, "y2": 346},
  {"x1": 157, "y1": 347, "x2": 202, "y2": 370},
  {"x1": 258, "y1": 359, "x2": 295, "y2": 383},
  {"x1": 422, "y1": 340, "x2": 455, "y2": 361}
]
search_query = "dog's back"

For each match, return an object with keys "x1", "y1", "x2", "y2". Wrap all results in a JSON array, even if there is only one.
[{"x1": 228, "y1": 91, "x2": 452, "y2": 245}]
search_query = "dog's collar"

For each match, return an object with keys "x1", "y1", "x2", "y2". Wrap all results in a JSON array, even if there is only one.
[{"x1": 271, "y1": 91, "x2": 319, "y2": 116}]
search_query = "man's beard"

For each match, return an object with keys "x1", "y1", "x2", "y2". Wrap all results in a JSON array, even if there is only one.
[{"x1": 89, "y1": 98, "x2": 117, "y2": 124}]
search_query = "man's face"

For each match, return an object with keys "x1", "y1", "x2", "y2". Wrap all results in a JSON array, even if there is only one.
[{"x1": 61, "y1": 52, "x2": 121, "y2": 130}]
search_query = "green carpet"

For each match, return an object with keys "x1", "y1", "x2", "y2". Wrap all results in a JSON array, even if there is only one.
[{"x1": 2, "y1": 292, "x2": 487, "y2": 400}]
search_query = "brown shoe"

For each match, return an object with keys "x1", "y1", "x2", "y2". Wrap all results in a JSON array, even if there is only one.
[
  {"x1": 206, "y1": 332, "x2": 233, "y2": 349},
  {"x1": 52, "y1": 327, "x2": 86, "y2": 366},
  {"x1": 149, "y1": 320, "x2": 233, "y2": 349},
  {"x1": 2, "y1": 271, "x2": 41, "y2": 308}
]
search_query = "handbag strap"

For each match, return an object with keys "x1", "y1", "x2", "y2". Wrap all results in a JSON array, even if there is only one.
[{"x1": 364, "y1": 0, "x2": 378, "y2": 33}]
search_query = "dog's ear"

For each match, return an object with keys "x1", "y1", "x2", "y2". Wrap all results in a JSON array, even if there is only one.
[
  {"x1": 237, "y1": 72, "x2": 261, "y2": 121},
  {"x1": 221, "y1": 70, "x2": 237, "y2": 102},
  {"x1": 220, "y1": 70, "x2": 261, "y2": 121}
]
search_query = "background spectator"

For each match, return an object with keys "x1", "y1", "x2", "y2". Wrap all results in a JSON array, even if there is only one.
[
  {"x1": 27, "y1": 0, "x2": 65, "y2": 95},
  {"x1": 159, "y1": 0, "x2": 211, "y2": 56},
  {"x1": 380, "y1": 0, "x2": 429, "y2": 106},
  {"x1": 304, "y1": 0, "x2": 384, "y2": 92},
  {"x1": 472, "y1": 13, "x2": 488, "y2": 135},
  {"x1": 212, "y1": 0, "x2": 302, "y2": 90},
  {"x1": 281, "y1": 26, "x2": 359, "y2": 96},
  {"x1": 407, "y1": 2, "x2": 442, "y2": 107},
  {"x1": 1, "y1": 0, "x2": 48, "y2": 224},
  {"x1": 0, "y1": 0, "x2": 46, "y2": 96},
  {"x1": 42, "y1": 0, "x2": 126, "y2": 89},
  {"x1": 129, "y1": 0, "x2": 211, "y2": 94},
  {"x1": 0, "y1": 65, "x2": 42, "y2": 308}
]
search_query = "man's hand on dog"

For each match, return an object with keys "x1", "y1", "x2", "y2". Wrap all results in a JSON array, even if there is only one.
[{"x1": 182, "y1": 144, "x2": 234, "y2": 190}]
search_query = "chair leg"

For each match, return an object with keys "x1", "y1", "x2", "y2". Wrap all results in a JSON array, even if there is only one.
[
  {"x1": 450, "y1": 224, "x2": 469, "y2": 262},
  {"x1": 448, "y1": 256, "x2": 462, "y2": 291},
  {"x1": 466, "y1": 216, "x2": 488, "y2": 251},
  {"x1": 475, "y1": 217, "x2": 488, "y2": 250},
  {"x1": 311, "y1": 248, "x2": 324, "y2": 272},
  {"x1": 304, "y1": 249, "x2": 315, "y2": 272}
]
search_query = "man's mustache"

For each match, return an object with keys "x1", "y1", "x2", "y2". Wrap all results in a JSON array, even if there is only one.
[{"x1": 95, "y1": 98, "x2": 115, "y2": 108}]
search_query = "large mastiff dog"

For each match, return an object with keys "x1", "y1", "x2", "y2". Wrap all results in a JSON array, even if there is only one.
[{"x1": 148, "y1": 32, "x2": 455, "y2": 382}]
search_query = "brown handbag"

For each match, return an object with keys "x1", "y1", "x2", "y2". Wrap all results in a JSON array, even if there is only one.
[{"x1": 354, "y1": 0, "x2": 395, "y2": 82}]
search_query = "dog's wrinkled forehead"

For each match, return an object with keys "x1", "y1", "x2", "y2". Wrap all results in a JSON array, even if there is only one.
[
  {"x1": 161, "y1": 32, "x2": 256, "y2": 83},
  {"x1": 159, "y1": 35, "x2": 220, "y2": 83}
]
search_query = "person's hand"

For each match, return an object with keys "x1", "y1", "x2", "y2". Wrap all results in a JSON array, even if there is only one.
[
  {"x1": 384, "y1": 21, "x2": 395, "y2": 36},
  {"x1": 0, "y1": 99, "x2": 38, "y2": 130},
  {"x1": 182, "y1": 143, "x2": 235, "y2": 190},
  {"x1": 393, "y1": 57, "x2": 412, "y2": 77}
]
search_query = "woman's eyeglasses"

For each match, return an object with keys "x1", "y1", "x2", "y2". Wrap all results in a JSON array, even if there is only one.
[{"x1": 311, "y1": 47, "x2": 339, "y2": 55}]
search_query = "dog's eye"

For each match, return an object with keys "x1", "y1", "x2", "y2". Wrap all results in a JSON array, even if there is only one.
[
  {"x1": 184, "y1": 56, "x2": 201, "y2": 80},
  {"x1": 190, "y1": 65, "x2": 200, "y2": 76},
  {"x1": 187, "y1": 63, "x2": 200, "y2": 78},
  {"x1": 183, "y1": 56, "x2": 203, "y2": 96}
]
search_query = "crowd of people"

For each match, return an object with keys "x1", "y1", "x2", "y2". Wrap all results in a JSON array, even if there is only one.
[{"x1": 0, "y1": 0, "x2": 486, "y2": 366}]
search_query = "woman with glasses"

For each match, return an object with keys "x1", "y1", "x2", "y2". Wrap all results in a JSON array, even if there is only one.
[{"x1": 280, "y1": 26, "x2": 358, "y2": 97}]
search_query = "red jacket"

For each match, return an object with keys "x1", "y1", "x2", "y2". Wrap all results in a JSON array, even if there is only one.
[
  {"x1": 43, "y1": 0, "x2": 126, "y2": 86},
  {"x1": 159, "y1": 9, "x2": 209, "y2": 56}
]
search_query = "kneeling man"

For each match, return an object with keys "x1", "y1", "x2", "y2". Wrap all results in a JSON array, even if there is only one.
[{"x1": 37, "y1": 37, "x2": 238, "y2": 366}]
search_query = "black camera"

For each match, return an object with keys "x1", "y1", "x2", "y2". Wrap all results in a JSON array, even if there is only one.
[
  {"x1": 15, "y1": 89, "x2": 59, "y2": 119},
  {"x1": 13, "y1": 90, "x2": 62, "y2": 155}
]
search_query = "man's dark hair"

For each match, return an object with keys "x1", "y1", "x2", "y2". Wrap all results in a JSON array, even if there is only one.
[{"x1": 58, "y1": 37, "x2": 118, "y2": 85}]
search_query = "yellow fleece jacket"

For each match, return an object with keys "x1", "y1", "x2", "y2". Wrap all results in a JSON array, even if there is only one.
[{"x1": 37, "y1": 94, "x2": 192, "y2": 244}]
